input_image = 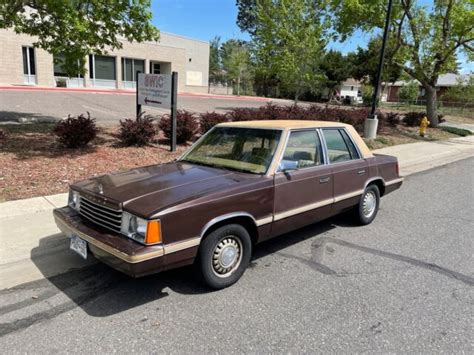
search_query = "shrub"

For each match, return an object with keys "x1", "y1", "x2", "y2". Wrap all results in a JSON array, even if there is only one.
[
  {"x1": 53, "y1": 112, "x2": 98, "y2": 148},
  {"x1": 378, "y1": 111, "x2": 400, "y2": 127},
  {"x1": 199, "y1": 111, "x2": 230, "y2": 134},
  {"x1": 399, "y1": 81, "x2": 419, "y2": 103},
  {"x1": 158, "y1": 110, "x2": 199, "y2": 144},
  {"x1": 117, "y1": 113, "x2": 156, "y2": 146},
  {"x1": 362, "y1": 85, "x2": 374, "y2": 106},
  {"x1": 403, "y1": 112, "x2": 425, "y2": 127},
  {"x1": 440, "y1": 126, "x2": 472, "y2": 137}
]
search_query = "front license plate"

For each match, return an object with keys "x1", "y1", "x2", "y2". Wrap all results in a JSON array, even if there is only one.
[{"x1": 70, "y1": 234, "x2": 87, "y2": 259}]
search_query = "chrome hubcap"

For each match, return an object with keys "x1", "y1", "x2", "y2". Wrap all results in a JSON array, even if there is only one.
[
  {"x1": 362, "y1": 191, "x2": 377, "y2": 217},
  {"x1": 212, "y1": 237, "x2": 242, "y2": 278}
]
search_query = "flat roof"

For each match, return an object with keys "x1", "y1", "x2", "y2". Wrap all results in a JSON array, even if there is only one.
[{"x1": 217, "y1": 120, "x2": 350, "y2": 130}]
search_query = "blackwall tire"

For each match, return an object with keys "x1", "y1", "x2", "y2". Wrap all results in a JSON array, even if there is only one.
[
  {"x1": 356, "y1": 185, "x2": 380, "y2": 225},
  {"x1": 198, "y1": 224, "x2": 252, "y2": 290}
]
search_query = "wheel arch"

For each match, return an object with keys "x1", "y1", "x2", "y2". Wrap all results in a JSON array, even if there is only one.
[
  {"x1": 365, "y1": 177, "x2": 386, "y2": 196},
  {"x1": 200, "y1": 212, "x2": 259, "y2": 245}
]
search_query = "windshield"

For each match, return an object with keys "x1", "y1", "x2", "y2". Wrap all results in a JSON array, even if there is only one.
[{"x1": 180, "y1": 127, "x2": 282, "y2": 174}]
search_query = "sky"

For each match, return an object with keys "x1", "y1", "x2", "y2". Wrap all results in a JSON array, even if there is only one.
[{"x1": 151, "y1": 0, "x2": 473, "y2": 73}]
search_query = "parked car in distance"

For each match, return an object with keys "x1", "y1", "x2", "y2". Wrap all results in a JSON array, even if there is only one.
[{"x1": 54, "y1": 120, "x2": 403, "y2": 289}]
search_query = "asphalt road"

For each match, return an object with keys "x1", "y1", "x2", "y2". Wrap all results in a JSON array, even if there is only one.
[
  {"x1": 0, "y1": 90, "x2": 294, "y2": 125},
  {"x1": 1, "y1": 158, "x2": 473, "y2": 353}
]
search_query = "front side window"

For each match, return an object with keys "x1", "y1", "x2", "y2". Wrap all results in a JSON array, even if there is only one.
[
  {"x1": 180, "y1": 127, "x2": 282, "y2": 174},
  {"x1": 322, "y1": 129, "x2": 359, "y2": 163},
  {"x1": 281, "y1": 130, "x2": 323, "y2": 169}
]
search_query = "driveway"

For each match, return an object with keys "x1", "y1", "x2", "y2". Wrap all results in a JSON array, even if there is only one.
[{"x1": 0, "y1": 158, "x2": 472, "y2": 353}]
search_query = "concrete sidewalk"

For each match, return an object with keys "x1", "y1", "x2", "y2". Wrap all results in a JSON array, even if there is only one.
[{"x1": 1, "y1": 135, "x2": 473, "y2": 289}]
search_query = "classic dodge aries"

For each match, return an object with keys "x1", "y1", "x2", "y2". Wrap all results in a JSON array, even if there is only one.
[{"x1": 54, "y1": 120, "x2": 403, "y2": 289}]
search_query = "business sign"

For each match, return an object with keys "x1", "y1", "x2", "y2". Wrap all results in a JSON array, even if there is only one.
[{"x1": 137, "y1": 73, "x2": 172, "y2": 109}]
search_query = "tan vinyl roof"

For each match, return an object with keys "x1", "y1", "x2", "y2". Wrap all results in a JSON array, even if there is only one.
[{"x1": 217, "y1": 120, "x2": 351, "y2": 130}]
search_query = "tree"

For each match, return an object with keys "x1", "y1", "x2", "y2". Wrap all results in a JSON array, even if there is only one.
[
  {"x1": 320, "y1": 50, "x2": 351, "y2": 101},
  {"x1": 347, "y1": 37, "x2": 402, "y2": 89},
  {"x1": 209, "y1": 36, "x2": 222, "y2": 89},
  {"x1": 0, "y1": 0, "x2": 159, "y2": 76},
  {"x1": 236, "y1": 0, "x2": 257, "y2": 35},
  {"x1": 330, "y1": 0, "x2": 474, "y2": 126},
  {"x1": 221, "y1": 40, "x2": 253, "y2": 96},
  {"x1": 399, "y1": 81, "x2": 420, "y2": 103},
  {"x1": 252, "y1": 0, "x2": 326, "y2": 102}
]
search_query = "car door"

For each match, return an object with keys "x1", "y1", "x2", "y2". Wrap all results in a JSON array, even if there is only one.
[
  {"x1": 271, "y1": 129, "x2": 334, "y2": 237},
  {"x1": 321, "y1": 128, "x2": 368, "y2": 213}
]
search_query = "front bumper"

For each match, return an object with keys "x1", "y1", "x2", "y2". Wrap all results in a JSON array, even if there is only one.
[{"x1": 54, "y1": 207, "x2": 164, "y2": 277}]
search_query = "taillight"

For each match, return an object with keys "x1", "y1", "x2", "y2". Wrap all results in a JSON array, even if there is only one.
[{"x1": 396, "y1": 161, "x2": 400, "y2": 176}]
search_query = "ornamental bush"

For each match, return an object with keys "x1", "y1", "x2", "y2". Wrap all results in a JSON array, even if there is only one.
[
  {"x1": 159, "y1": 109, "x2": 199, "y2": 144},
  {"x1": 199, "y1": 111, "x2": 231, "y2": 134},
  {"x1": 403, "y1": 112, "x2": 426, "y2": 127},
  {"x1": 53, "y1": 112, "x2": 98, "y2": 148},
  {"x1": 117, "y1": 113, "x2": 156, "y2": 146}
]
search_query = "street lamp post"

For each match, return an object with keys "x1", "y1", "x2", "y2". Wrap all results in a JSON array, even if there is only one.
[{"x1": 364, "y1": 0, "x2": 394, "y2": 139}]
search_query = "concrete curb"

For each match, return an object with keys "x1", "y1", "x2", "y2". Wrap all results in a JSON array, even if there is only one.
[{"x1": 1, "y1": 136, "x2": 473, "y2": 289}]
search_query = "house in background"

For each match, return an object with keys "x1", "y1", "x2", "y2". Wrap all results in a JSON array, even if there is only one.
[
  {"x1": 385, "y1": 73, "x2": 472, "y2": 103},
  {"x1": 339, "y1": 78, "x2": 363, "y2": 103}
]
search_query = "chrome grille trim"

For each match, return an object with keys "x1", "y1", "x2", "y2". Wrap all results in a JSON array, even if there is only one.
[{"x1": 78, "y1": 196, "x2": 122, "y2": 233}]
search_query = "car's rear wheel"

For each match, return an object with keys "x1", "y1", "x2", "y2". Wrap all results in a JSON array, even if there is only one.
[
  {"x1": 197, "y1": 224, "x2": 252, "y2": 289},
  {"x1": 355, "y1": 184, "x2": 380, "y2": 225}
]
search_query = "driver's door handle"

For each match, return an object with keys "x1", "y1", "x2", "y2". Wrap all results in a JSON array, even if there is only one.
[{"x1": 319, "y1": 177, "x2": 331, "y2": 183}]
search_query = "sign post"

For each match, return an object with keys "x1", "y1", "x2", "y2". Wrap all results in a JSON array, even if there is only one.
[
  {"x1": 170, "y1": 72, "x2": 178, "y2": 152},
  {"x1": 136, "y1": 70, "x2": 142, "y2": 117},
  {"x1": 137, "y1": 72, "x2": 178, "y2": 151}
]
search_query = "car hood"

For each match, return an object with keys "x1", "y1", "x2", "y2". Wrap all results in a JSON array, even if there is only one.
[{"x1": 73, "y1": 162, "x2": 256, "y2": 217}]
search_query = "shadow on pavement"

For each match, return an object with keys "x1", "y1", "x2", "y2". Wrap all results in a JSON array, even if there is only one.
[
  {"x1": 0, "y1": 111, "x2": 59, "y2": 123},
  {"x1": 11, "y1": 212, "x2": 470, "y2": 339}
]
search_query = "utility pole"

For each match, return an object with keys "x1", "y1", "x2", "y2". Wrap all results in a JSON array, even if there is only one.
[{"x1": 364, "y1": 0, "x2": 394, "y2": 139}]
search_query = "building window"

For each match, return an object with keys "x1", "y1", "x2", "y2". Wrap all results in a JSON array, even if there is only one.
[
  {"x1": 53, "y1": 54, "x2": 82, "y2": 77},
  {"x1": 22, "y1": 47, "x2": 36, "y2": 75},
  {"x1": 150, "y1": 62, "x2": 161, "y2": 74},
  {"x1": 89, "y1": 55, "x2": 116, "y2": 80},
  {"x1": 122, "y1": 58, "x2": 145, "y2": 81}
]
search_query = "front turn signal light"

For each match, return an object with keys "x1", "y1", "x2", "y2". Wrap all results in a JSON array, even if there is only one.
[{"x1": 145, "y1": 220, "x2": 162, "y2": 245}]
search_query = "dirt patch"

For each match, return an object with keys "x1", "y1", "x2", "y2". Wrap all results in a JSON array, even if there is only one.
[{"x1": 0, "y1": 124, "x2": 187, "y2": 202}]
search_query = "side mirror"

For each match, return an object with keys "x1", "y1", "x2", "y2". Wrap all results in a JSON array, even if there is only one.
[{"x1": 278, "y1": 160, "x2": 298, "y2": 172}]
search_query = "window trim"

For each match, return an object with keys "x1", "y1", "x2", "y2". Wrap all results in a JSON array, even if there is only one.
[
  {"x1": 320, "y1": 128, "x2": 363, "y2": 165},
  {"x1": 275, "y1": 128, "x2": 326, "y2": 173},
  {"x1": 22, "y1": 46, "x2": 36, "y2": 76}
]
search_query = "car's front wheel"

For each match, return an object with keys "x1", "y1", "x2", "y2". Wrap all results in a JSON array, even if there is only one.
[
  {"x1": 355, "y1": 184, "x2": 380, "y2": 225},
  {"x1": 197, "y1": 224, "x2": 252, "y2": 290}
]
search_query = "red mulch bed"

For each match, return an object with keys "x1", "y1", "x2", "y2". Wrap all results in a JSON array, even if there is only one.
[{"x1": 0, "y1": 125, "x2": 187, "y2": 201}]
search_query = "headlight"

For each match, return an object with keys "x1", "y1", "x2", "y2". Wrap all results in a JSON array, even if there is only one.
[
  {"x1": 68, "y1": 190, "x2": 81, "y2": 211},
  {"x1": 121, "y1": 212, "x2": 162, "y2": 245}
]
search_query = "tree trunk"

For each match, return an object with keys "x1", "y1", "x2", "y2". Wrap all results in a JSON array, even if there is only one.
[
  {"x1": 237, "y1": 76, "x2": 241, "y2": 96},
  {"x1": 425, "y1": 85, "x2": 439, "y2": 127}
]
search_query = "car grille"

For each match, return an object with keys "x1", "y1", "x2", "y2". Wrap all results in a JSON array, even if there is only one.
[{"x1": 79, "y1": 196, "x2": 122, "y2": 233}]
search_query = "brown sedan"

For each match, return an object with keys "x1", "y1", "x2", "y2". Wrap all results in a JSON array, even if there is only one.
[{"x1": 54, "y1": 120, "x2": 403, "y2": 289}]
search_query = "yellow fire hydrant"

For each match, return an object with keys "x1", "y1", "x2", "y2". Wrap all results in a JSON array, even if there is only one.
[{"x1": 419, "y1": 116, "x2": 430, "y2": 137}]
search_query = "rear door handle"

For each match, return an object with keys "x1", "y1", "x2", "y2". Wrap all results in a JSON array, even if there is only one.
[
  {"x1": 357, "y1": 170, "x2": 366, "y2": 175},
  {"x1": 319, "y1": 177, "x2": 331, "y2": 183}
]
